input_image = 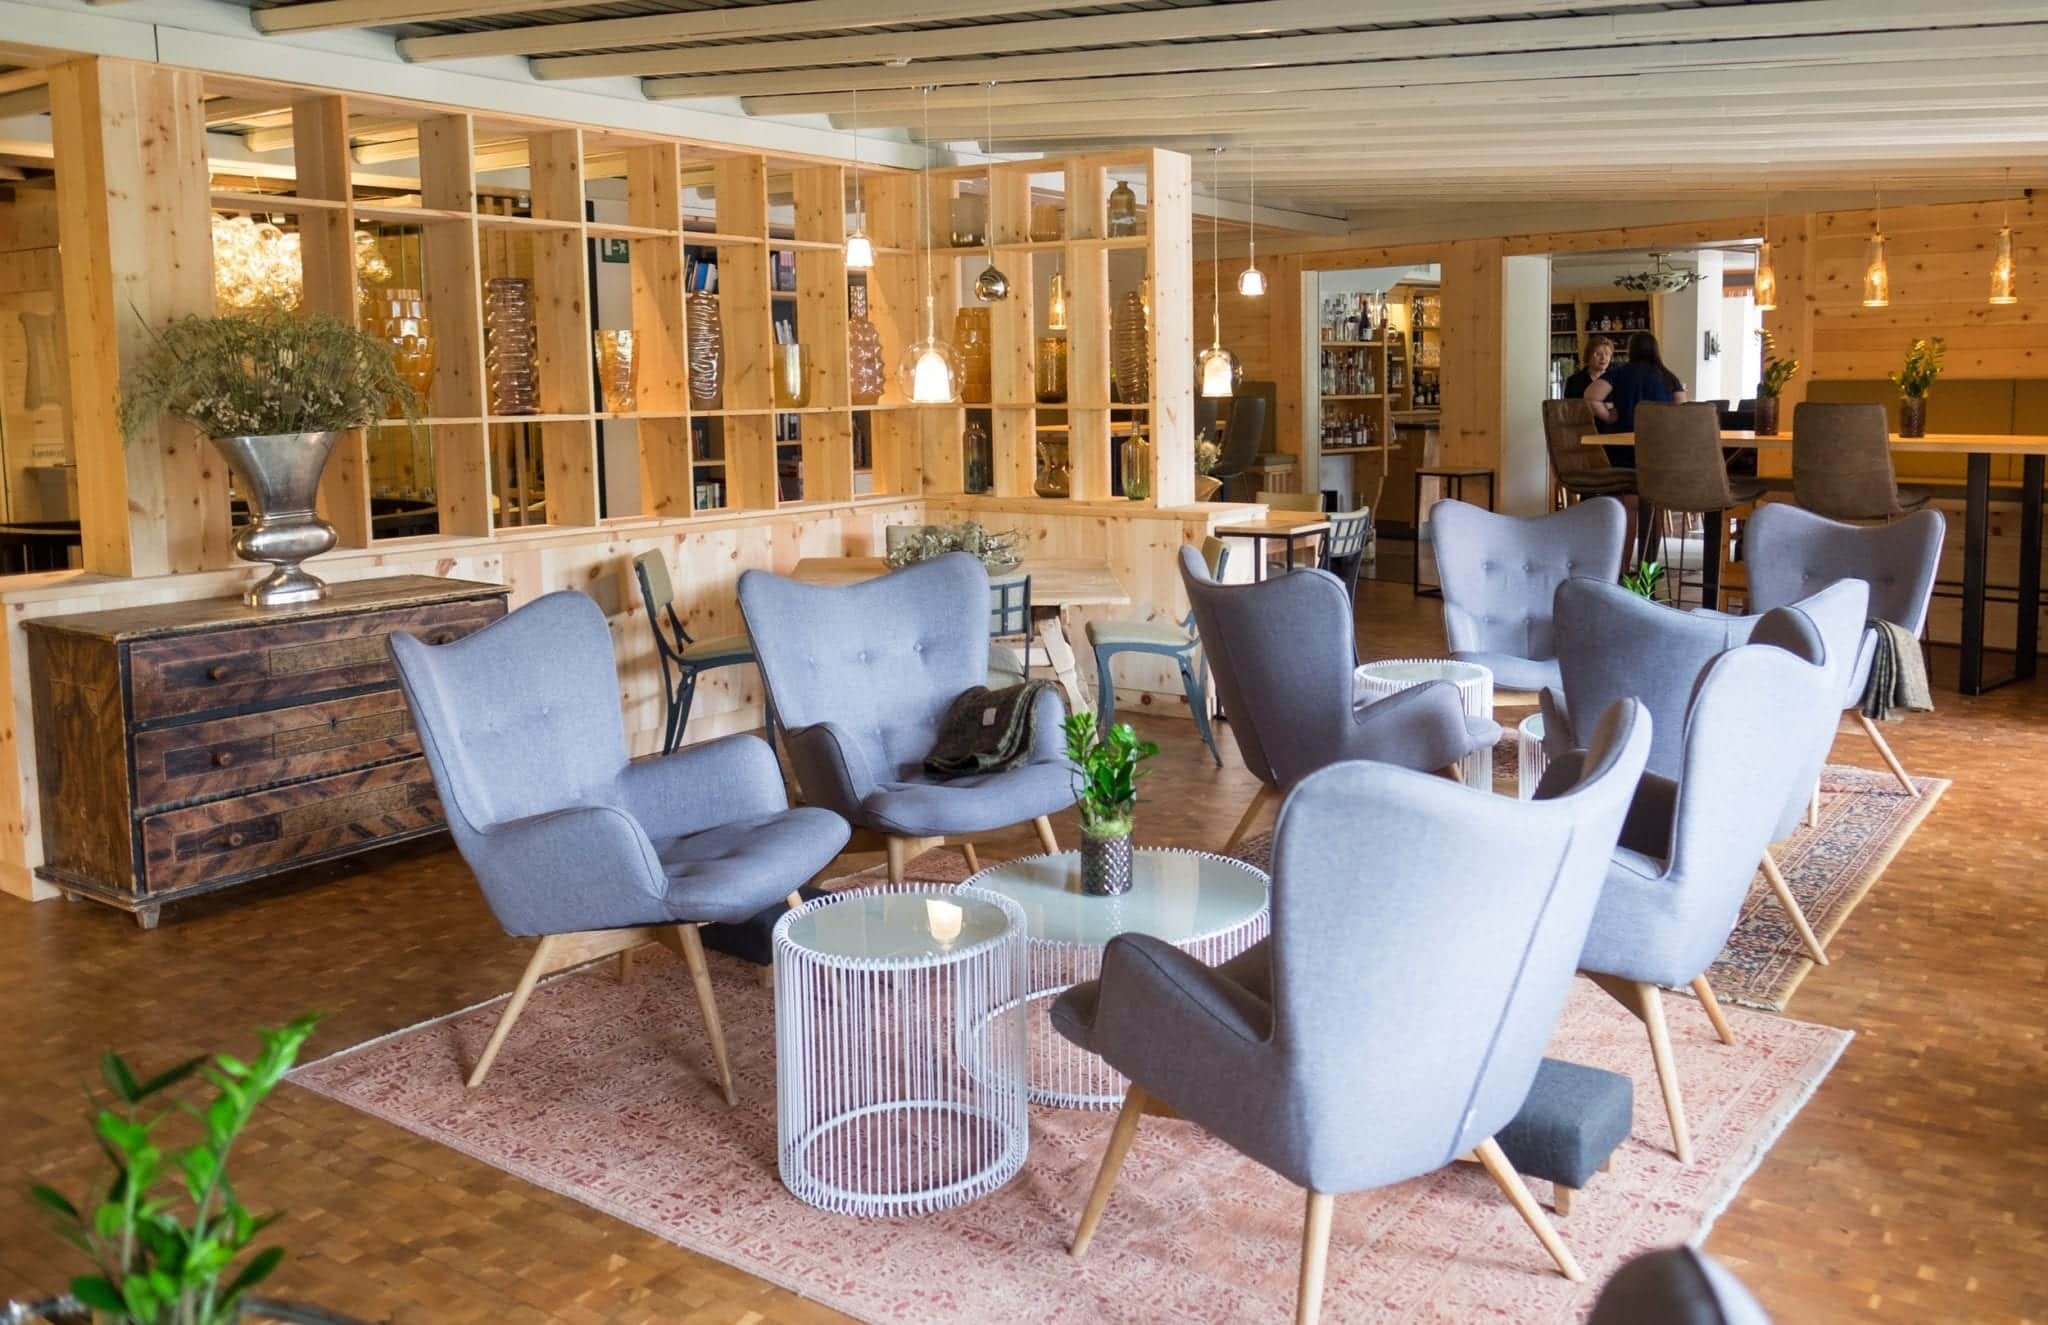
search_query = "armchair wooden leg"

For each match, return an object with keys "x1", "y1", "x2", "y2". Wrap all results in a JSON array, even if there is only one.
[
  {"x1": 886, "y1": 834, "x2": 945, "y2": 885},
  {"x1": 1856, "y1": 713, "x2": 1919, "y2": 797},
  {"x1": 659, "y1": 923, "x2": 738, "y2": 1107},
  {"x1": 1224, "y1": 784, "x2": 1279, "y2": 851},
  {"x1": 1297, "y1": 1190, "x2": 1336, "y2": 1325},
  {"x1": 1071, "y1": 1085, "x2": 1152, "y2": 1258},
  {"x1": 962, "y1": 841, "x2": 981, "y2": 872},
  {"x1": 1807, "y1": 780, "x2": 1821, "y2": 828},
  {"x1": 1760, "y1": 850, "x2": 1829, "y2": 966},
  {"x1": 468, "y1": 936, "x2": 563, "y2": 1088},
  {"x1": 1475, "y1": 1137, "x2": 1585, "y2": 1282},
  {"x1": 1691, "y1": 976, "x2": 1736, "y2": 1045},
  {"x1": 1034, "y1": 816, "x2": 1060, "y2": 854},
  {"x1": 1439, "y1": 763, "x2": 1465, "y2": 784},
  {"x1": 1586, "y1": 974, "x2": 1692, "y2": 1164},
  {"x1": 617, "y1": 947, "x2": 635, "y2": 983},
  {"x1": 1552, "y1": 1183, "x2": 1576, "y2": 1216}
]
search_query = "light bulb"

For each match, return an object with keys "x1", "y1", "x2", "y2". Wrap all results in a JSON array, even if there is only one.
[
  {"x1": 1990, "y1": 225, "x2": 2018, "y2": 305},
  {"x1": 1048, "y1": 272, "x2": 1068, "y2": 331},
  {"x1": 1754, "y1": 241, "x2": 1777, "y2": 312},
  {"x1": 924, "y1": 899, "x2": 964, "y2": 945},
  {"x1": 1198, "y1": 343, "x2": 1239, "y2": 398},
  {"x1": 901, "y1": 337, "x2": 961, "y2": 404},
  {"x1": 1237, "y1": 265, "x2": 1266, "y2": 297},
  {"x1": 844, "y1": 230, "x2": 875, "y2": 271},
  {"x1": 1862, "y1": 230, "x2": 1890, "y2": 308}
]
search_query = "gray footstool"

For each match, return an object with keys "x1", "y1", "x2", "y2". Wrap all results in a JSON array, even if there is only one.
[{"x1": 1495, "y1": 1057, "x2": 1633, "y2": 1214}]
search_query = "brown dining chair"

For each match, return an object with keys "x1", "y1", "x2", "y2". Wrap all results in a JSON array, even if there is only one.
[
  {"x1": 1541, "y1": 398, "x2": 1635, "y2": 507},
  {"x1": 1634, "y1": 402, "x2": 1765, "y2": 609},
  {"x1": 1791, "y1": 402, "x2": 1931, "y2": 521}
]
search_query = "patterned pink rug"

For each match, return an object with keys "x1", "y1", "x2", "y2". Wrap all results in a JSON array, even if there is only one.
[{"x1": 293, "y1": 947, "x2": 1847, "y2": 1323}]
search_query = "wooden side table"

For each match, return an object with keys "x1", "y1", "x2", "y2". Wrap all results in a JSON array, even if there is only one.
[
  {"x1": 1413, "y1": 466, "x2": 1497, "y2": 597},
  {"x1": 1215, "y1": 513, "x2": 1333, "y2": 582}
]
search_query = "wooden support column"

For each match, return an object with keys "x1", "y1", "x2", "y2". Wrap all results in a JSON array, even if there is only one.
[
  {"x1": 49, "y1": 57, "x2": 227, "y2": 578},
  {"x1": 1147, "y1": 148, "x2": 1195, "y2": 508},
  {"x1": 1437, "y1": 237, "x2": 1507, "y2": 474}
]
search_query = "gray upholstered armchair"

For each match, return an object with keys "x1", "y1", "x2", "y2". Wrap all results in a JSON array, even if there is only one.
[
  {"x1": 1744, "y1": 502, "x2": 1945, "y2": 797},
  {"x1": 1551, "y1": 617, "x2": 1839, "y2": 1164},
  {"x1": 389, "y1": 590, "x2": 851, "y2": 1096},
  {"x1": 1179, "y1": 544, "x2": 1500, "y2": 850},
  {"x1": 1056, "y1": 700, "x2": 1653, "y2": 1322},
  {"x1": 1590, "y1": 1247, "x2": 1772, "y2": 1325},
  {"x1": 1539, "y1": 576, "x2": 1867, "y2": 966},
  {"x1": 1432, "y1": 496, "x2": 1629, "y2": 693},
  {"x1": 737, "y1": 552, "x2": 1073, "y2": 882}
]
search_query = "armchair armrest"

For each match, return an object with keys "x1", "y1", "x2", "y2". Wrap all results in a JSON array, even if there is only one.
[
  {"x1": 470, "y1": 803, "x2": 668, "y2": 936},
  {"x1": 616, "y1": 733, "x2": 789, "y2": 839},
  {"x1": 782, "y1": 721, "x2": 878, "y2": 819},
  {"x1": 1026, "y1": 683, "x2": 1071, "y2": 765},
  {"x1": 1341, "y1": 680, "x2": 1476, "y2": 774},
  {"x1": 1097, "y1": 933, "x2": 1272, "y2": 1048}
]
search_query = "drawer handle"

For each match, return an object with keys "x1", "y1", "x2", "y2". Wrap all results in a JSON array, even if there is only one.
[
  {"x1": 205, "y1": 664, "x2": 229, "y2": 682},
  {"x1": 212, "y1": 751, "x2": 235, "y2": 768},
  {"x1": 227, "y1": 832, "x2": 246, "y2": 847}
]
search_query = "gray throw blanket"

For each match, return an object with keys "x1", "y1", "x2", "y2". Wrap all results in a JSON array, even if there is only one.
[
  {"x1": 924, "y1": 680, "x2": 1054, "y2": 778},
  {"x1": 1860, "y1": 618, "x2": 1933, "y2": 721}
]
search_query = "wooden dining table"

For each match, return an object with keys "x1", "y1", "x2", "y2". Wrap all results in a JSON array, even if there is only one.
[
  {"x1": 1593, "y1": 429, "x2": 2046, "y2": 695},
  {"x1": 790, "y1": 556, "x2": 1132, "y2": 712}
]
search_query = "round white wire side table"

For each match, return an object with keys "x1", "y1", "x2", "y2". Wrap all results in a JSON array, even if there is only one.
[
  {"x1": 773, "y1": 884, "x2": 1029, "y2": 1218},
  {"x1": 1517, "y1": 712, "x2": 1550, "y2": 800},
  {"x1": 963, "y1": 848, "x2": 1270, "y2": 1110},
  {"x1": 1354, "y1": 657, "x2": 1496, "y2": 791}
]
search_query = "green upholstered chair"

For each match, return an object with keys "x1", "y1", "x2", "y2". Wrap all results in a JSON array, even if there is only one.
[
  {"x1": 633, "y1": 550, "x2": 760, "y2": 755},
  {"x1": 1087, "y1": 538, "x2": 1229, "y2": 766}
]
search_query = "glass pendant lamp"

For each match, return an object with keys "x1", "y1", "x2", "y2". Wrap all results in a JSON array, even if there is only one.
[
  {"x1": 1862, "y1": 187, "x2": 1890, "y2": 308},
  {"x1": 1197, "y1": 148, "x2": 1240, "y2": 398},
  {"x1": 1048, "y1": 266, "x2": 1068, "y2": 331},
  {"x1": 898, "y1": 88, "x2": 960, "y2": 403},
  {"x1": 844, "y1": 87, "x2": 874, "y2": 271},
  {"x1": 1754, "y1": 192, "x2": 1777, "y2": 312},
  {"x1": 1991, "y1": 171, "x2": 2018, "y2": 305},
  {"x1": 1236, "y1": 142, "x2": 1267, "y2": 297}
]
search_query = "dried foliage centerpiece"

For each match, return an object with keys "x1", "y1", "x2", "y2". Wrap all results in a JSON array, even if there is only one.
[
  {"x1": 883, "y1": 521, "x2": 1022, "y2": 574},
  {"x1": 120, "y1": 310, "x2": 417, "y2": 608}
]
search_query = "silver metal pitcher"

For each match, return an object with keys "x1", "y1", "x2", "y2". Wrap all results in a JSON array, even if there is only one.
[{"x1": 211, "y1": 431, "x2": 340, "y2": 608}]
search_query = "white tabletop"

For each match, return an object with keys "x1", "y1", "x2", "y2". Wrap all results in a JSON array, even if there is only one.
[
  {"x1": 966, "y1": 848, "x2": 1269, "y2": 948},
  {"x1": 1356, "y1": 658, "x2": 1493, "y2": 689},
  {"x1": 782, "y1": 888, "x2": 1012, "y2": 964}
]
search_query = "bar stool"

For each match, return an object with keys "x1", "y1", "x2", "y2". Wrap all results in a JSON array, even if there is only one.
[
  {"x1": 1634, "y1": 402, "x2": 1764, "y2": 609},
  {"x1": 1541, "y1": 398, "x2": 1634, "y2": 508},
  {"x1": 1792, "y1": 401, "x2": 1931, "y2": 521}
]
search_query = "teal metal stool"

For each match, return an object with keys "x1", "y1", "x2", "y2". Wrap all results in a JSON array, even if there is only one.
[
  {"x1": 1087, "y1": 538, "x2": 1229, "y2": 766},
  {"x1": 633, "y1": 550, "x2": 762, "y2": 754}
]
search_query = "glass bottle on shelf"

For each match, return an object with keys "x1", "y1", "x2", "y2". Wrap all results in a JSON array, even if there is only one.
[
  {"x1": 954, "y1": 307, "x2": 993, "y2": 404},
  {"x1": 1036, "y1": 336, "x2": 1069, "y2": 404},
  {"x1": 950, "y1": 192, "x2": 988, "y2": 248},
  {"x1": 1034, "y1": 435, "x2": 1071, "y2": 498},
  {"x1": 962, "y1": 418, "x2": 993, "y2": 494},
  {"x1": 846, "y1": 282, "x2": 886, "y2": 405},
  {"x1": 1121, "y1": 428, "x2": 1152, "y2": 501},
  {"x1": 1106, "y1": 179, "x2": 1139, "y2": 236}
]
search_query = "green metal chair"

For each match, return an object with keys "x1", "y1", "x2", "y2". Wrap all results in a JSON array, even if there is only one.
[
  {"x1": 633, "y1": 550, "x2": 760, "y2": 755},
  {"x1": 1087, "y1": 539, "x2": 1230, "y2": 766},
  {"x1": 1323, "y1": 507, "x2": 1373, "y2": 603},
  {"x1": 988, "y1": 572, "x2": 1036, "y2": 687}
]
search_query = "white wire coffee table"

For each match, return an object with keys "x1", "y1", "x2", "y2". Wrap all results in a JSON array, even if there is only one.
[
  {"x1": 964, "y1": 848, "x2": 1270, "y2": 1110},
  {"x1": 773, "y1": 884, "x2": 1029, "y2": 1217},
  {"x1": 1354, "y1": 657, "x2": 1496, "y2": 791}
]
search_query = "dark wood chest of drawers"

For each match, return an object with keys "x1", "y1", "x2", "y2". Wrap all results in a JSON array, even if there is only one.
[{"x1": 27, "y1": 575, "x2": 508, "y2": 928}]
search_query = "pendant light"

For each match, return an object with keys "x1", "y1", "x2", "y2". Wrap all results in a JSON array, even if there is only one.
[
  {"x1": 1990, "y1": 168, "x2": 2019, "y2": 306},
  {"x1": 844, "y1": 86, "x2": 874, "y2": 271},
  {"x1": 1862, "y1": 185, "x2": 1890, "y2": 308},
  {"x1": 1754, "y1": 191, "x2": 1778, "y2": 312},
  {"x1": 1048, "y1": 265, "x2": 1068, "y2": 331},
  {"x1": 898, "y1": 87, "x2": 961, "y2": 404},
  {"x1": 1236, "y1": 141, "x2": 1266, "y2": 297},
  {"x1": 973, "y1": 82, "x2": 1010, "y2": 302},
  {"x1": 1197, "y1": 148, "x2": 1240, "y2": 398}
]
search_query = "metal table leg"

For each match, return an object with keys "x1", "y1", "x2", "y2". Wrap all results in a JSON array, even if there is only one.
[
  {"x1": 2020, "y1": 454, "x2": 2042, "y2": 683},
  {"x1": 1961, "y1": 452, "x2": 1990, "y2": 694}
]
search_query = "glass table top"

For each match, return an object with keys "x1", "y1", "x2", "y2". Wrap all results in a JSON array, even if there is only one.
[
  {"x1": 783, "y1": 889, "x2": 1012, "y2": 964},
  {"x1": 969, "y1": 849, "x2": 1268, "y2": 947},
  {"x1": 1355, "y1": 658, "x2": 1492, "y2": 688}
]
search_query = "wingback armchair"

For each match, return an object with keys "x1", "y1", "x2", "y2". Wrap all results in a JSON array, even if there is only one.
[
  {"x1": 1538, "y1": 576, "x2": 1866, "y2": 966},
  {"x1": 1744, "y1": 502, "x2": 1945, "y2": 797},
  {"x1": 737, "y1": 552, "x2": 1073, "y2": 883},
  {"x1": 1550, "y1": 621, "x2": 1839, "y2": 1163},
  {"x1": 1432, "y1": 496, "x2": 1628, "y2": 693},
  {"x1": 1055, "y1": 700, "x2": 1652, "y2": 1324},
  {"x1": 1180, "y1": 544, "x2": 1501, "y2": 849},
  {"x1": 389, "y1": 590, "x2": 851, "y2": 1096}
]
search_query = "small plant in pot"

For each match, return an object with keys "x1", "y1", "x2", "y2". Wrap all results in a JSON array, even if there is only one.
[
  {"x1": 1889, "y1": 336, "x2": 1945, "y2": 439},
  {"x1": 1753, "y1": 329, "x2": 1799, "y2": 436},
  {"x1": 1063, "y1": 713, "x2": 1158, "y2": 896},
  {"x1": 1621, "y1": 560, "x2": 1665, "y2": 601},
  {"x1": 13, "y1": 1013, "x2": 361, "y2": 1325},
  {"x1": 120, "y1": 310, "x2": 417, "y2": 610}
]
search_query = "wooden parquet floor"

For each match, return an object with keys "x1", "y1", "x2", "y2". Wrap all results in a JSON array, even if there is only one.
[{"x1": 1, "y1": 578, "x2": 2042, "y2": 1323}]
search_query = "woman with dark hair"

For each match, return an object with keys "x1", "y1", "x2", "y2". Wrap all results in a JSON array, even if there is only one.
[{"x1": 1587, "y1": 331, "x2": 1687, "y2": 465}]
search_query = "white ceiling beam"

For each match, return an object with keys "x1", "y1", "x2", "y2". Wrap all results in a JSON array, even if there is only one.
[
  {"x1": 645, "y1": 0, "x2": 2048, "y2": 105},
  {"x1": 542, "y1": 0, "x2": 1611, "y2": 82}
]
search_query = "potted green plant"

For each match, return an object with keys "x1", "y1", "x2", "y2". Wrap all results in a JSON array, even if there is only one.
[
  {"x1": 14, "y1": 1014, "x2": 357, "y2": 1325},
  {"x1": 1062, "y1": 713, "x2": 1159, "y2": 896},
  {"x1": 1754, "y1": 328, "x2": 1800, "y2": 436},
  {"x1": 1620, "y1": 560, "x2": 1665, "y2": 600},
  {"x1": 1889, "y1": 336, "x2": 1946, "y2": 438},
  {"x1": 120, "y1": 310, "x2": 416, "y2": 610}
]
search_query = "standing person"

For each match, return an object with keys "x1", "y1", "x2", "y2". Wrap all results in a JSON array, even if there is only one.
[
  {"x1": 1564, "y1": 334, "x2": 1614, "y2": 401},
  {"x1": 1587, "y1": 331, "x2": 1687, "y2": 466}
]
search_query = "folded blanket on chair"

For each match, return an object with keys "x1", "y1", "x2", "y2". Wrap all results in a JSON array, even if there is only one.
[
  {"x1": 1861, "y1": 618, "x2": 1933, "y2": 721},
  {"x1": 924, "y1": 680, "x2": 1055, "y2": 778}
]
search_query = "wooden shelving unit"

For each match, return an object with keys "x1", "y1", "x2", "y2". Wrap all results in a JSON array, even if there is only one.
[{"x1": 1309, "y1": 304, "x2": 1395, "y2": 511}]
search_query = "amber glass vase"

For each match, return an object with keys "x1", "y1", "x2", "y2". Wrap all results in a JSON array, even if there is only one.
[
  {"x1": 369, "y1": 288, "x2": 435, "y2": 414},
  {"x1": 847, "y1": 283, "x2": 886, "y2": 405},
  {"x1": 954, "y1": 307, "x2": 993, "y2": 404},
  {"x1": 1035, "y1": 435, "x2": 1071, "y2": 498},
  {"x1": 1036, "y1": 337, "x2": 1069, "y2": 404},
  {"x1": 1112, "y1": 289, "x2": 1150, "y2": 403},
  {"x1": 484, "y1": 277, "x2": 537, "y2": 416}
]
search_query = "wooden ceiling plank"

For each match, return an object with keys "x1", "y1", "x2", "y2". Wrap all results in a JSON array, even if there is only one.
[{"x1": 260, "y1": 0, "x2": 619, "y2": 36}]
